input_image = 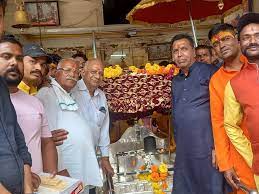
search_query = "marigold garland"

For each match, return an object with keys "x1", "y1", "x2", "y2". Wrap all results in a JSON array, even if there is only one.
[
  {"x1": 137, "y1": 163, "x2": 169, "y2": 194},
  {"x1": 104, "y1": 63, "x2": 179, "y2": 78},
  {"x1": 104, "y1": 64, "x2": 123, "y2": 78},
  {"x1": 130, "y1": 63, "x2": 179, "y2": 76}
]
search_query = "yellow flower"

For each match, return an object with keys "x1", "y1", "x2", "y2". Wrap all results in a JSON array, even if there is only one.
[
  {"x1": 159, "y1": 163, "x2": 168, "y2": 173},
  {"x1": 145, "y1": 63, "x2": 152, "y2": 70},
  {"x1": 104, "y1": 65, "x2": 123, "y2": 78},
  {"x1": 165, "y1": 66, "x2": 171, "y2": 71},
  {"x1": 137, "y1": 174, "x2": 146, "y2": 180},
  {"x1": 104, "y1": 68, "x2": 112, "y2": 78},
  {"x1": 153, "y1": 64, "x2": 161, "y2": 72},
  {"x1": 117, "y1": 66, "x2": 123, "y2": 74},
  {"x1": 166, "y1": 64, "x2": 173, "y2": 68},
  {"x1": 152, "y1": 182, "x2": 160, "y2": 190},
  {"x1": 113, "y1": 66, "x2": 122, "y2": 77},
  {"x1": 154, "y1": 189, "x2": 163, "y2": 194},
  {"x1": 129, "y1": 65, "x2": 138, "y2": 72},
  {"x1": 137, "y1": 163, "x2": 169, "y2": 193},
  {"x1": 146, "y1": 174, "x2": 152, "y2": 181}
]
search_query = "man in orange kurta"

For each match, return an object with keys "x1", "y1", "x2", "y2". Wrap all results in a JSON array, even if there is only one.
[{"x1": 208, "y1": 23, "x2": 256, "y2": 193}]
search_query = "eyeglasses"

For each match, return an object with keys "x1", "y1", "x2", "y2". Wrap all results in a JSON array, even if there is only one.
[{"x1": 57, "y1": 67, "x2": 79, "y2": 74}]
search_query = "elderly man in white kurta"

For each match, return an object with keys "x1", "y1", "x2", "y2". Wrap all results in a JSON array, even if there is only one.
[
  {"x1": 71, "y1": 59, "x2": 114, "y2": 193},
  {"x1": 36, "y1": 58, "x2": 101, "y2": 194}
]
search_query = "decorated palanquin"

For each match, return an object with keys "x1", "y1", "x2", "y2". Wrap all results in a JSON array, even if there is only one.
[
  {"x1": 100, "y1": 68, "x2": 176, "y2": 194},
  {"x1": 100, "y1": 73, "x2": 172, "y2": 121},
  {"x1": 100, "y1": 63, "x2": 179, "y2": 144}
]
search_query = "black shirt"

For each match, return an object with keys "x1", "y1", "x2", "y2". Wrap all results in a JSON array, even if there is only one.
[{"x1": 0, "y1": 77, "x2": 31, "y2": 194}]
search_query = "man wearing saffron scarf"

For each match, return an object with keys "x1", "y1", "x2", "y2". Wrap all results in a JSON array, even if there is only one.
[
  {"x1": 224, "y1": 12, "x2": 259, "y2": 191},
  {"x1": 209, "y1": 23, "x2": 256, "y2": 193}
]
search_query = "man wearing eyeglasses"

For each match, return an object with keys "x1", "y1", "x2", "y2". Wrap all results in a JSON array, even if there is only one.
[
  {"x1": 18, "y1": 43, "x2": 51, "y2": 95},
  {"x1": 72, "y1": 59, "x2": 114, "y2": 194},
  {"x1": 37, "y1": 58, "x2": 98, "y2": 193}
]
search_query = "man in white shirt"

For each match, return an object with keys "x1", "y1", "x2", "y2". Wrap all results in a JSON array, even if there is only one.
[
  {"x1": 37, "y1": 58, "x2": 101, "y2": 193},
  {"x1": 72, "y1": 58, "x2": 114, "y2": 194}
]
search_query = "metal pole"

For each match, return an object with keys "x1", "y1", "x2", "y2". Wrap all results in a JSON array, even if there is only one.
[
  {"x1": 189, "y1": 13, "x2": 198, "y2": 47},
  {"x1": 92, "y1": 31, "x2": 97, "y2": 58},
  {"x1": 187, "y1": 0, "x2": 198, "y2": 47}
]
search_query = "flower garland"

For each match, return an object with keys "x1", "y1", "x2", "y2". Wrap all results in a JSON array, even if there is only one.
[
  {"x1": 104, "y1": 65, "x2": 123, "y2": 78},
  {"x1": 129, "y1": 63, "x2": 179, "y2": 76},
  {"x1": 104, "y1": 63, "x2": 180, "y2": 78},
  {"x1": 137, "y1": 163, "x2": 169, "y2": 194}
]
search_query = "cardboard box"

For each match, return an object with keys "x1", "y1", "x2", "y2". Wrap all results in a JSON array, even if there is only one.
[{"x1": 36, "y1": 173, "x2": 84, "y2": 194}]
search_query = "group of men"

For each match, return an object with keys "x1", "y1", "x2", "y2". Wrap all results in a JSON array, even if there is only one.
[
  {"x1": 1, "y1": 0, "x2": 259, "y2": 193},
  {"x1": 172, "y1": 12, "x2": 259, "y2": 194},
  {"x1": 0, "y1": 1, "x2": 113, "y2": 193}
]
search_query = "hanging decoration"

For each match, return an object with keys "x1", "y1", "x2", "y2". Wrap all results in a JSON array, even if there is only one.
[
  {"x1": 218, "y1": 0, "x2": 225, "y2": 10},
  {"x1": 12, "y1": 0, "x2": 31, "y2": 30}
]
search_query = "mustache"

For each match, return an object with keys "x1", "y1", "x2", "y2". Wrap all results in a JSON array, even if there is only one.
[
  {"x1": 6, "y1": 67, "x2": 21, "y2": 75},
  {"x1": 246, "y1": 43, "x2": 259, "y2": 49},
  {"x1": 30, "y1": 70, "x2": 42, "y2": 77},
  {"x1": 66, "y1": 76, "x2": 78, "y2": 82}
]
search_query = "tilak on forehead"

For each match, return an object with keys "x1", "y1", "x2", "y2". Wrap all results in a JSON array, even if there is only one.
[{"x1": 211, "y1": 31, "x2": 235, "y2": 45}]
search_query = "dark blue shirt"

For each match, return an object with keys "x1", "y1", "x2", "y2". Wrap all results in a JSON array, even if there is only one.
[
  {"x1": 172, "y1": 62, "x2": 218, "y2": 159},
  {"x1": 0, "y1": 77, "x2": 32, "y2": 194}
]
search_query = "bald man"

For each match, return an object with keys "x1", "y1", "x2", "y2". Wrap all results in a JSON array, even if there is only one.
[{"x1": 72, "y1": 59, "x2": 114, "y2": 193}]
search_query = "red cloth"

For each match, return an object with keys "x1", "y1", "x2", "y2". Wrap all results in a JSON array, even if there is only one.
[
  {"x1": 100, "y1": 74, "x2": 171, "y2": 120},
  {"x1": 131, "y1": 0, "x2": 242, "y2": 24}
]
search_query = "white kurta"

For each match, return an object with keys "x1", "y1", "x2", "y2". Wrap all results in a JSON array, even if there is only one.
[
  {"x1": 71, "y1": 79, "x2": 110, "y2": 157},
  {"x1": 36, "y1": 86, "x2": 103, "y2": 187}
]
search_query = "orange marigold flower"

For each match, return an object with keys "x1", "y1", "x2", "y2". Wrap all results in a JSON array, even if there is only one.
[
  {"x1": 151, "y1": 165, "x2": 159, "y2": 172},
  {"x1": 159, "y1": 172, "x2": 168, "y2": 177},
  {"x1": 160, "y1": 176, "x2": 166, "y2": 181},
  {"x1": 151, "y1": 172, "x2": 160, "y2": 181},
  {"x1": 161, "y1": 182, "x2": 168, "y2": 190},
  {"x1": 140, "y1": 165, "x2": 146, "y2": 171}
]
